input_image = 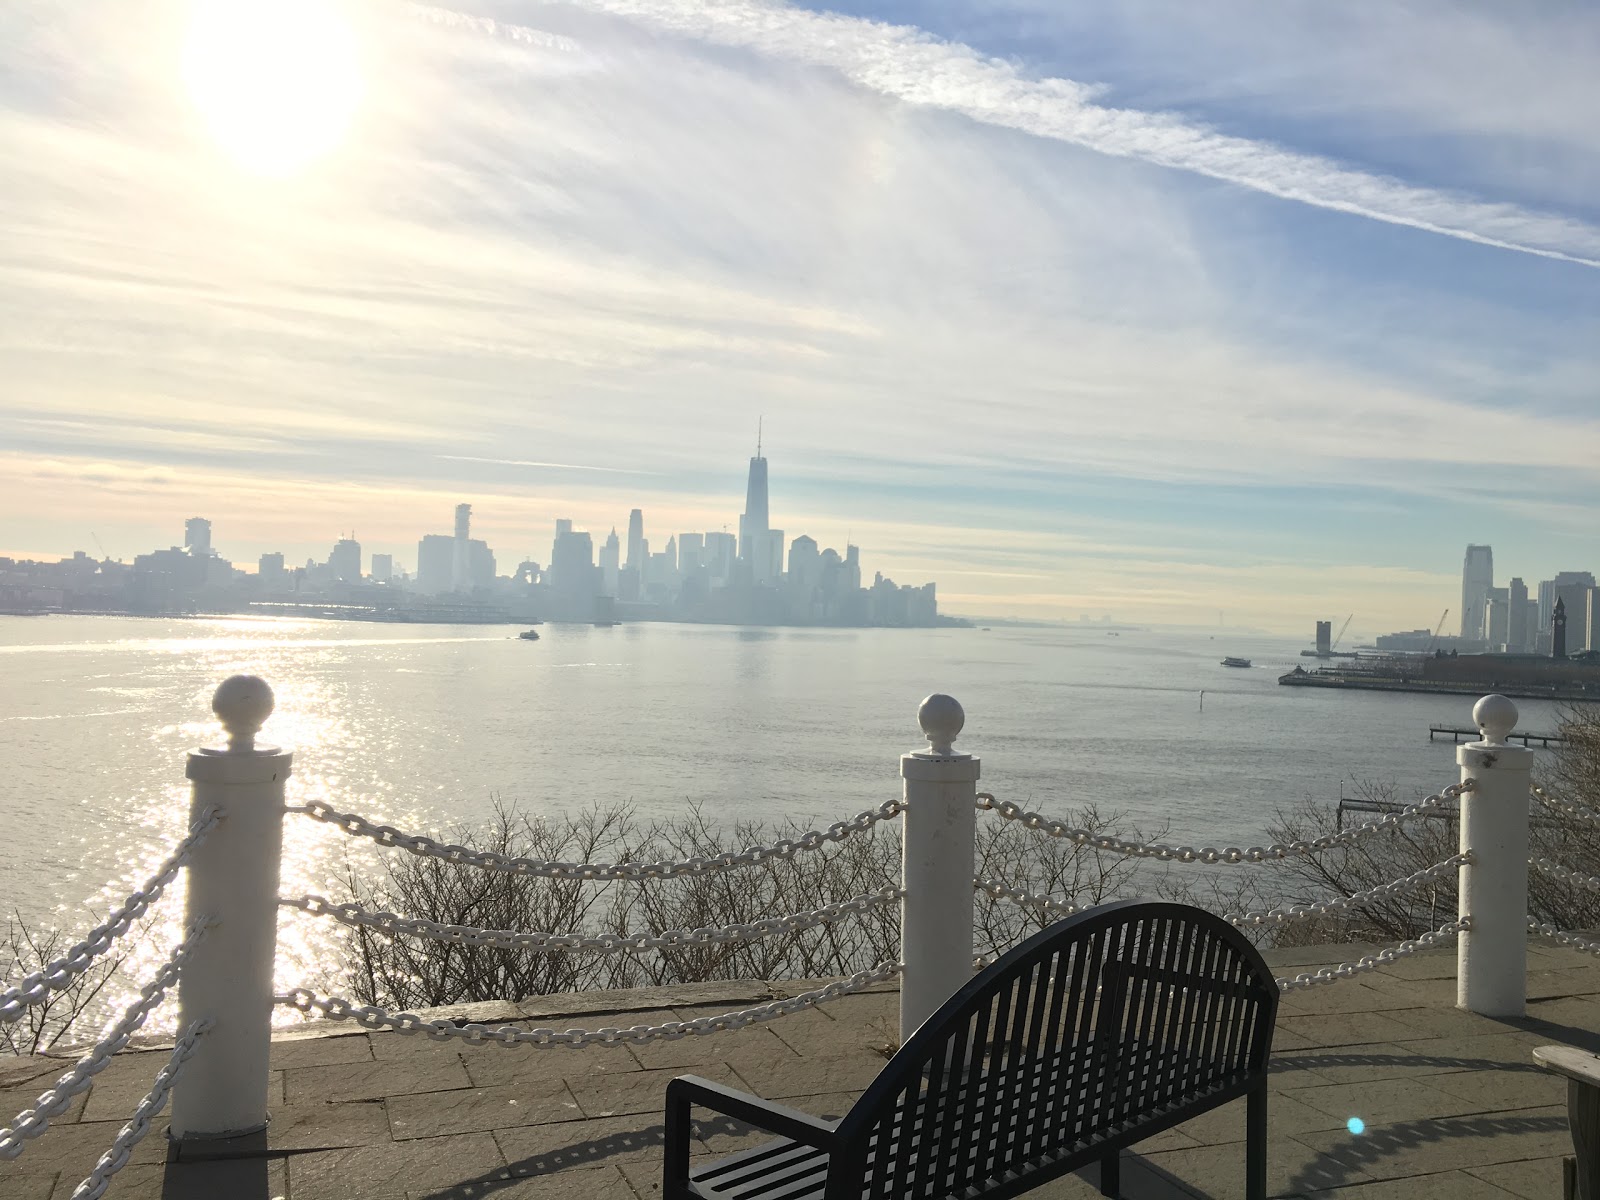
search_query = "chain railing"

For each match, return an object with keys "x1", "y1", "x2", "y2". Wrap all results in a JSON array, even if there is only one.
[
  {"x1": 1, "y1": 808, "x2": 219, "y2": 1022},
  {"x1": 1275, "y1": 917, "x2": 1470, "y2": 991},
  {"x1": 1227, "y1": 854, "x2": 1470, "y2": 928},
  {"x1": 975, "y1": 783, "x2": 1471, "y2": 864},
  {"x1": 67, "y1": 1018, "x2": 211, "y2": 1200},
  {"x1": 1530, "y1": 856, "x2": 1600, "y2": 892},
  {"x1": 1529, "y1": 917, "x2": 1600, "y2": 956},
  {"x1": 276, "y1": 959, "x2": 902, "y2": 1047},
  {"x1": 1533, "y1": 783, "x2": 1600, "y2": 825},
  {"x1": 1, "y1": 921, "x2": 207, "y2": 1161},
  {"x1": 286, "y1": 798, "x2": 903, "y2": 879},
  {"x1": 280, "y1": 886, "x2": 904, "y2": 953}
]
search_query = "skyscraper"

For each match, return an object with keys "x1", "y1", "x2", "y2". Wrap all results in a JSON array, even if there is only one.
[
  {"x1": 1460, "y1": 545, "x2": 1493, "y2": 641},
  {"x1": 626, "y1": 510, "x2": 644, "y2": 574},
  {"x1": 599, "y1": 528, "x2": 621, "y2": 596},
  {"x1": 327, "y1": 537, "x2": 361, "y2": 582},
  {"x1": 184, "y1": 517, "x2": 212, "y2": 557},
  {"x1": 738, "y1": 433, "x2": 771, "y2": 584},
  {"x1": 1507, "y1": 577, "x2": 1529, "y2": 652},
  {"x1": 452, "y1": 504, "x2": 472, "y2": 593}
]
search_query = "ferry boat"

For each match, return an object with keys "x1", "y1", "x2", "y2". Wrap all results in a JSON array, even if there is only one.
[
  {"x1": 518, "y1": 629, "x2": 541, "y2": 641},
  {"x1": 1220, "y1": 656, "x2": 1252, "y2": 668}
]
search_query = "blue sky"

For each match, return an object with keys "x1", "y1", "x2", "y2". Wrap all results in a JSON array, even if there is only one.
[{"x1": 2, "y1": 0, "x2": 1598, "y2": 632}]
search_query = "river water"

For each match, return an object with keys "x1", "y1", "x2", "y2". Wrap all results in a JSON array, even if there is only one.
[{"x1": 0, "y1": 614, "x2": 1568, "y2": 1031}]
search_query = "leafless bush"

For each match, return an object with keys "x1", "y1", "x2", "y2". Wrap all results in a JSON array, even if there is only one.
[
  {"x1": 343, "y1": 800, "x2": 1168, "y2": 1009},
  {"x1": 1, "y1": 911, "x2": 129, "y2": 1056}
]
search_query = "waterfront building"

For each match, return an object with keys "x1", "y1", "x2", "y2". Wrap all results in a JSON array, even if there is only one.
[
  {"x1": 1460, "y1": 544, "x2": 1493, "y2": 641},
  {"x1": 451, "y1": 504, "x2": 471, "y2": 593},
  {"x1": 327, "y1": 537, "x2": 361, "y2": 582},
  {"x1": 739, "y1": 448, "x2": 773, "y2": 585},
  {"x1": 416, "y1": 534, "x2": 455, "y2": 595},
  {"x1": 1538, "y1": 572, "x2": 1594, "y2": 634},
  {"x1": 1554, "y1": 581, "x2": 1592, "y2": 654},
  {"x1": 599, "y1": 528, "x2": 620, "y2": 596},
  {"x1": 548, "y1": 520, "x2": 598, "y2": 620},
  {"x1": 257, "y1": 552, "x2": 285, "y2": 584},
  {"x1": 184, "y1": 517, "x2": 212, "y2": 557},
  {"x1": 1507, "y1": 577, "x2": 1530, "y2": 652},
  {"x1": 370, "y1": 553, "x2": 393, "y2": 583},
  {"x1": 1485, "y1": 586, "x2": 1509, "y2": 649}
]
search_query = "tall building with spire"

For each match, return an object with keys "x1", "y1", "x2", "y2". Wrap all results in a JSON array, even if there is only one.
[
  {"x1": 738, "y1": 423, "x2": 773, "y2": 585},
  {"x1": 452, "y1": 503, "x2": 472, "y2": 593},
  {"x1": 1460, "y1": 544, "x2": 1493, "y2": 641}
]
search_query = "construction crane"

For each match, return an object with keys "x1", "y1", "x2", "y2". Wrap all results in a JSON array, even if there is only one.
[
  {"x1": 1331, "y1": 614, "x2": 1353, "y2": 652},
  {"x1": 1426, "y1": 609, "x2": 1449, "y2": 655},
  {"x1": 90, "y1": 531, "x2": 108, "y2": 561}
]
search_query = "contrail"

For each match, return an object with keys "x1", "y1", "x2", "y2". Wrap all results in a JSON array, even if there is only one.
[{"x1": 424, "y1": 0, "x2": 1600, "y2": 270}]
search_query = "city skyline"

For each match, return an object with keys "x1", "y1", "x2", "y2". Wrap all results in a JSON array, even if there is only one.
[{"x1": 2, "y1": 1, "x2": 1598, "y2": 633}]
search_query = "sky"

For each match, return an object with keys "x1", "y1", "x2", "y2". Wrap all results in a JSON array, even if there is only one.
[{"x1": 2, "y1": 0, "x2": 1598, "y2": 634}]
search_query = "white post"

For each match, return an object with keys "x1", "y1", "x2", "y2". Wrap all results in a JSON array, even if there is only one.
[
  {"x1": 900, "y1": 694, "x2": 980, "y2": 1043},
  {"x1": 169, "y1": 676, "x2": 292, "y2": 1144},
  {"x1": 1457, "y1": 693, "x2": 1534, "y2": 1018}
]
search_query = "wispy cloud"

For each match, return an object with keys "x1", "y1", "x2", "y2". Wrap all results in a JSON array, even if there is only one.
[
  {"x1": 439, "y1": 454, "x2": 658, "y2": 473},
  {"x1": 443, "y1": 0, "x2": 1600, "y2": 267}
]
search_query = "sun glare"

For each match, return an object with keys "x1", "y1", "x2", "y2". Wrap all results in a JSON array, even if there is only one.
[{"x1": 183, "y1": 0, "x2": 363, "y2": 178}]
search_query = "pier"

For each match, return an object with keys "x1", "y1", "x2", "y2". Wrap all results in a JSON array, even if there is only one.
[{"x1": 1430, "y1": 723, "x2": 1563, "y2": 747}]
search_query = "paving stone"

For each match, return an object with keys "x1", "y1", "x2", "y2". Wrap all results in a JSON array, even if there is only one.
[
  {"x1": 1367, "y1": 953, "x2": 1460, "y2": 982},
  {"x1": 0, "y1": 1058, "x2": 61, "y2": 1089},
  {"x1": 463, "y1": 1044, "x2": 640, "y2": 1090},
  {"x1": 407, "y1": 1163, "x2": 639, "y2": 1200},
  {"x1": 368, "y1": 1032, "x2": 470, "y2": 1065},
  {"x1": 1274, "y1": 1038, "x2": 1540, "y2": 1086},
  {"x1": 1277, "y1": 1011, "x2": 1438, "y2": 1049},
  {"x1": 626, "y1": 1021, "x2": 798, "y2": 1072},
  {"x1": 1427, "y1": 1064, "x2": 1564, "y2": 1110},
  {"x1": 1378, "y1": 1003, "x2": 1528, "y2": 1042},
  {"x1": 1464, "y1": 1155, "x2": 1569, "y2": 1200},
  {"x1": 1174, "y1": 1091, "x2": 1344, "y2": 1145},
  {"x1": 78, "y1": 1062, "x2": 284, "y2": 1124},
  {"x1": 619, "y1": 1155, "x2": 715, "y2": 1199},
  {"x1": 1133, "y1": 1131, "x2": 1369, "y2": 1198},
  {"x1": 727, "y1": 1047, "x2": 887, "y2": 1100},
  {"x1": 1301, "y1": 1166, "x2": 1520, "y2": 1199},
  {"x1": 1278, "y1": 982, "x2": 1404, "y2": 1018},
  {"x1": 495, "y1": 1113, "x2": 671, "y2": 1176},
  {"x1": 286, "y1": 1131, "x2": 509, "y2": 1200},
  {"x1": 0, "y1": 1118, "x2": 169, "y2": 1192},
  {"x1": 569, "y1": 1063, "x2": 741, "y2": 1120},
  {"x1": 1290, "y1": 1105, "x2": 1570, "y2": 1183},
  {"x1": 1285, "y1": 1075, "x2": 1495, "y2": 1125},
  {"x1": 518, "y1": 983, "x2": 774, "y2": 1021},
  {"x1": 389, "y1": 1080, "x2": 585, "y2": 1139},
  {"x1": 0, "y1": 1171, "x2": 57, "y2": 1200},
  {"x1": 270, "y1": 1031, "x2": 373, "y2": 1071},
  {"x1": 0, "y1": 1078, "x2": 86, "y2": 1125},
  {"x1": 73, "y1": 1156, "x2": 290, "y2": 1199},
  {"x1": 283, "y1": 1053, "x2": 473, "y2": 1104}
]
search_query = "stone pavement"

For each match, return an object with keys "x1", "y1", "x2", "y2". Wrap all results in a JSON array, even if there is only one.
[{"x1": 6, "y1": 940, "x2": 1600, "y2": 1200}]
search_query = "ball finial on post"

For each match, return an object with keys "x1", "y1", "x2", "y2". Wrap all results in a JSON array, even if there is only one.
[
  {"x1": 212, "y1": 675, "x2": 275, "y2": 753},
  {"x1": 1473, "y1": 694, "x2": 1518, "y2": 746},
  {"x1": 917, "y1": 694, "x2": 965, "y2": 756}
]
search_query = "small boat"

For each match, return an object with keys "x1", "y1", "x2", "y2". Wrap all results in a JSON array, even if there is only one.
[
  {"x1": 1220, "y1": 656, "x2": 1251, "y2": 668},
  {"x1": 518, "y1": 629, "x2": 541, "y2": 641},
  {"x1": 593, "y1": 620, "x2": 618, "y2": 627}
]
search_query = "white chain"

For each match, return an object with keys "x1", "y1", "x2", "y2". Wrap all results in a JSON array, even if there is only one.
[
  {"x1": 975, "y1": 783, "x2": 1470, "y2": 864},
  {"x1": 67, "y1": 1018, "x2": 211, "y2": 1200},
  {"x1": 0, "y1": 921, "x2": 207, "y2": 1160},
  {"x1": 1, "y1": 808, "x2": 220, "y2": 1022},
  {"x1": 973, "y1": 878, "x2": 1082, "y2": 919},
  {"x1": 1228, "y1": 854, "x2": 1470, "y2": 927},
  {"x1": 1528, "y1": 917, "x2": 1600, "y2": 956},
  {"x1": 280, "y1": 886, "x2": 905, "y2": 953},
  {"x1": 1530, "y1": 857, "x2": 1600, "y2": 891},
  {"x1": 287, "y1": 799, "x2": 903, "y2": 879},
  {"x1": 1275, "y1": 917, "x2": 1469, "y2": 991},
  {"x1": 1532, "y1": 784, "x2": 1600, "y2": 825},
  {"x1": 276, "y1": 960, "x2": 902, "y2": 1047}
]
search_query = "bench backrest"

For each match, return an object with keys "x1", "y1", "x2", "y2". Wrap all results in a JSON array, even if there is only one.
[{"x1": 834, "y1": 899, "x2": 1278, "y2": 1199}]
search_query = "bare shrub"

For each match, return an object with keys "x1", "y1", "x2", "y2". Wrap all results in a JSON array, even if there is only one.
[{"x1": 1, "y1": 911, "x2": 129, "y2": 1056}]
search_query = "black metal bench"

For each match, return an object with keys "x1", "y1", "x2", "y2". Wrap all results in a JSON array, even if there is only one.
[{"x1": 665, "y1": 899, "x2": 1279, "y2": 1200}]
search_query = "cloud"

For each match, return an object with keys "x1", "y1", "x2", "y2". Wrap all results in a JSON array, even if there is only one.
[{"x1": 442, "y1": 0, "x2": 1600, "y2": 268}]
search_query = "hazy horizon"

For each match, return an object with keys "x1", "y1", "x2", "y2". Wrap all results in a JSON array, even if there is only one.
[{"x1": 4, "y1": 0, "x2": 1598, "y2": 633}]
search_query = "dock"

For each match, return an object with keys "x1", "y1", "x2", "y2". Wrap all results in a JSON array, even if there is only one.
[{"x1": 1428, "y1": 724, "x2": 1563, "y2": 747}]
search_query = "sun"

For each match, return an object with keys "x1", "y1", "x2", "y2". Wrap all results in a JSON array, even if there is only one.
[{"x1": 183, "y1": 0, "x2": 363, "y2": 178}]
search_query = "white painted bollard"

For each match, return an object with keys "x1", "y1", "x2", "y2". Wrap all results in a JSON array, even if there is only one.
[
  {"x1": 1457, "y1": 694, "x2": 1535, "y2": 1018},
  {"x1": 900, "y1": 694, "x2": 980, "y2": 1043},
  {"x1": 169, "y1": 676, "x2": 292, "y2": 1143}
]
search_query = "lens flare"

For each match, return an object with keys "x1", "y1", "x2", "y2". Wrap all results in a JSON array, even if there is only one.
[{"x1": 1347, "y1": 1117, "x2": 1365, "y2": 1135}]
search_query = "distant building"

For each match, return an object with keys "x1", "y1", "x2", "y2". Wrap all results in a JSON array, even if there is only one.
[
  {"x1": 1315, "y1": 621, "x2": 1332, "y2": 655},
  {"x1": 416, "y1": 534, "x2": 455, "y2": 595},
  {"x1": 370, "y1": 553, "x2": 393, "y2": 583},
  {"x1": 1507, "y1": 577, "x2": 1530, "y2": 652},
  {"x1": 1538, "y1": 572, "x2": 1594, "y2": 636},
  {"x1": 184, "y1": 518, "x2": 212, "y2": 557},
  {"x1": 1460, "y1": 545, "x2": 1493, "y2": 641},
  {"x1": 738, "y1": 445, "x2": 773, "y2": 585},
  {"x1": 678, "y1": 533, "x2": 704, "y2": 571},
  {"x1": 703, "y1": 531, "x2": 736, "y2": 585},
  {"x1": 1485, "y1": 586, "x2": 1510, "y2": 648},
  {"x1": 452, "y1": 504, "x2": 471, "y2": 593},
  {"x1": 258, "y1": 552, "x2": 285, "y2": 584},
  {"x1": 327, "y1": 537, "x2": 361, "y2": 582},
  {"x1": 547, "y1": 520, "x2": 597, "y2": 620},
  {"x1": 1554, "y1": 597, "x2": 1569, "y2": 659},
  {"x1": 599, "y1": 528, "x2": 621, "y2": 597}
]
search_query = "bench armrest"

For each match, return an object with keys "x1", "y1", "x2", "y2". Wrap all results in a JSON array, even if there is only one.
[{"x1": 664, "y1": 1075, "x2": 839, "y2": 1196}]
